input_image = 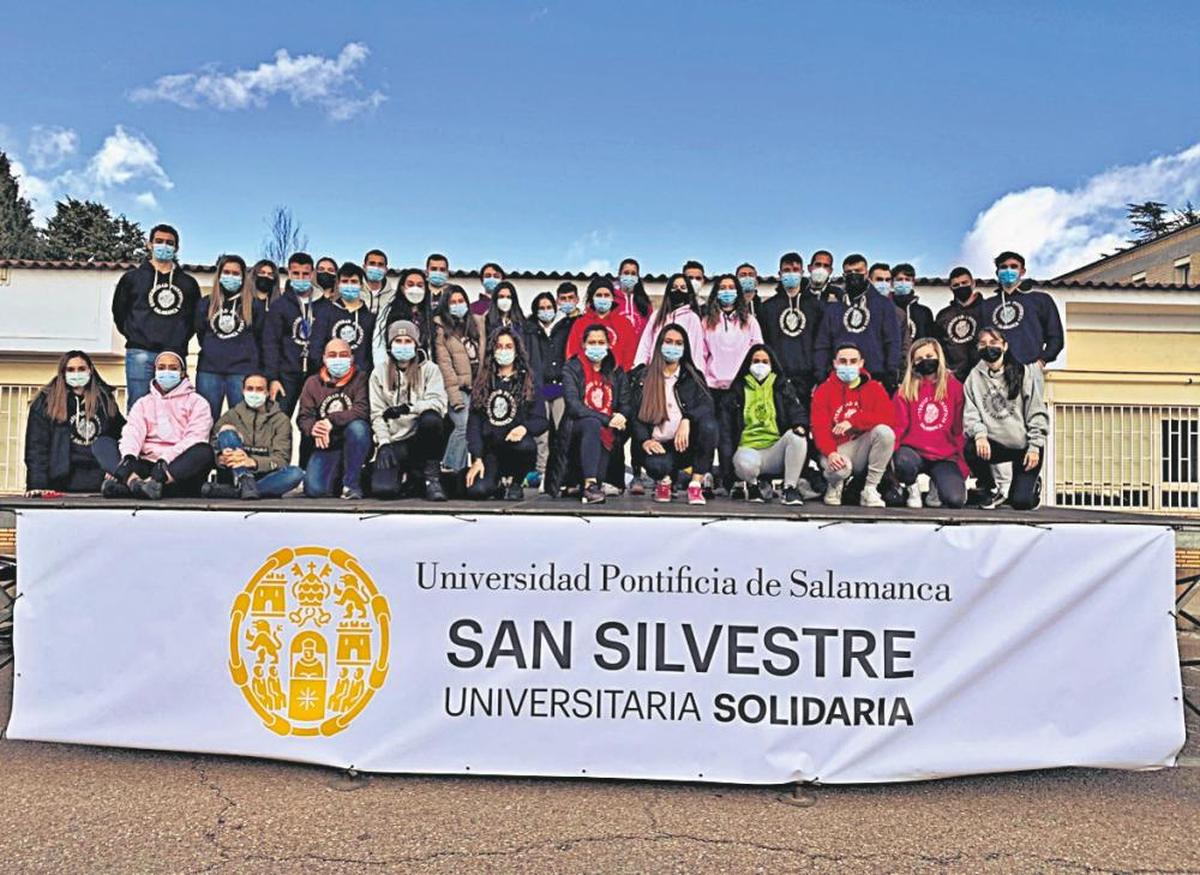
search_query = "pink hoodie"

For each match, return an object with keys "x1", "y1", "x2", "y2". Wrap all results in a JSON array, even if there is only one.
[
  {"x1": 892, "y1": 376, "x2": 967, "y2": 477},
  {"x1": 701, "y1": 311, "x2": 763, "y2": 389},
  {"x1": 614, "y1": 288, "x2": 650, "y2": 339},
  {"x1": 119, "y1": 377, "x2": 214, "y2": 463},
  {"x1": 634, "y1": 306, "x2": 706, "y2": 369}
]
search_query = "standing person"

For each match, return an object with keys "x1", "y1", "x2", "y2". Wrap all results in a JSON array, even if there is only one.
[
  {"x1": 484, "y1": 281, "x2": 530, "y2": 338},
  {"x1": 701, "y1": 274, "x2": 764, "y2": 492},
  {"x1": 892, "y1": 339, "x2": 967, "y2": 509},
  {"x1": 377, "y1": 268, "x2": 434, "y2": 366},
  {"x1": 566, "y1": 277, "x2": 638, "y2": 370},
  {"x1": 474, "y1": 262, "x2": 505, "y2": 316},
  {"x1": 889, "y1": 263, "x2": 935, "y2": 365},
  {"x1": 963, "y1": 327, "x2": 1048, "y2": 510},
  {"x1": 813, "y1": 253, "x2": 902, "y2": 395},
  {"x1": 726, "y1": 345, "x2": 810, "y2": 505},
  {"x1": 315, "y1": 256, "x2": 339, "y2": 299},
  {"x1": 249, "y1": 259, "x2": 279, "y2": 309},
  {"x1": 810, "y1": 342, "x2": 895, "y2": 507},
  {"x1": 986, "y1": 250, "x2": 1064, "y2": 368},
  {"x1": 682, "y1": 260, "x2": 707, "y2": 303},
  {"x1": 369, "y1": 320, "x2": 449, "y2": 501},
  {"x1": 363, "y1": 248, "x2": 392, "y2": 317},
  {"x1": 93, "y1": 351, "x2": 215, "y2": 499},
  {"x1": 426, "y1": 252, "x2": 450, "y2": 311},
  {"x1": 527, "y1": 291, "x2": 576, "y2": 487},
  {"x1": 263, "y1": 252, "x2": 319, "y2": 416},
  {"x1": 205, "y1": 373, "x2": 304, "y2": 500},
  {"x1": 935, "y1": 266, "x2": 986, "y2": 382},
  {"x1": 24, "y1": 351, "x2": 124, "y2": 495},
  {"x1": 194, "y1": 254, "x2": 265, "y2": 420},
  {"x1": 111, "y1": 224, "x2": 201, "y2": 408},
  {"x1": 634, "y1": 273, "x2": 705, "y2": 369},
  {"x1": 309, "y1": 263, "x2": 377, "y2": 374},
  {"x1": 547, "y1": 323, "x2": 632, "y2": 503},
  {"x1": 433, "y1": 286, "x2": 486, "y2": 473},
  {"x1": 808, "y1": 249, "x2": 841, "y2": 305},
  {"x1": 630, "y1": 327, "x2": 717, "y2": 505},
  {"x1": 735, "y1": 262, "x2": 761, "y2": 316},
  {"x1": 464, "y1": 328, "x2": 547, "y2": 501},
  {"x1": 758, "y1": 251, "x2": 824, "y2": 396},
  {"x1": 297, "y1": 338, "x2": 372, "y2": 499},
  {"x1": 556, "y1": 281, "x2": 582, "y2": 320},
  {"x1": 615, "y1": 258, "x2": 652, "y2": 340}
]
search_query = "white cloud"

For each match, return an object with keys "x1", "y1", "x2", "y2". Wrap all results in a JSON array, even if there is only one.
[
  {"x1": 134, "y1": 192, "x2": 159, "y2": 209},
  {"x1": 83, "y1": 125, "x2": 172, "y2": 190},
  {"x1": 566, "y1": 230, "x2": 615, "y2": 273},
  {"x1": 130, "y1": 42, "x2": 386, "y2": 121},
  {"x1": 959, "y1": 142, "x2": 1200, "y2": 278},
  {"x1": 28, "y1": 125, "x2": 78, "y2": 170},
  {"x1": 578, "y1": 259, "x2": 612, "y2": 275}
]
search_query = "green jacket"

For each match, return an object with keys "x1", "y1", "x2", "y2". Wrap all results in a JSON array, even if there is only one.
[{"x1": 211, "y1": 400, "x2": 293, "y2": 473}]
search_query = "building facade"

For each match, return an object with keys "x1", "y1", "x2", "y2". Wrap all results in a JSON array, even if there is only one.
[{"x1": 1054, "y1": 222, "x2": 1200, "y2": 286}]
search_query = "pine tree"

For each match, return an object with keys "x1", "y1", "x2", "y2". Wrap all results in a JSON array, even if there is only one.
[
  {"x1": 42, "y1": 198, "x2": 145, "y2": 262},
  {"x1": 1172, "y1": 200, "x2": 1199, "y2": 231},
  {"x1": 1126, "y1": 201, "x2": 1171, "y2": 243},
  {"x1": 0, "y1": 151, "x2": 43, "y2": 258}
]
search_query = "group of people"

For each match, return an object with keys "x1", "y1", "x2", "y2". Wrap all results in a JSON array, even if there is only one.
[{"x1": 23, "y1": 223, "x2": 1060, "y2": 510}]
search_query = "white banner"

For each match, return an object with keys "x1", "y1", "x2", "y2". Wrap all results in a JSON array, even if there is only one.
[{"x1": 8, "y1": 509, "x2": 1185, "y2": 784}]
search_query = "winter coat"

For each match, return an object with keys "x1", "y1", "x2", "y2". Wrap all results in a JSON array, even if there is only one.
[
  {"x1": 24, "y1": 390, "x2": 123, "y2": 489},
  {"x1": 433, "y1": 312, "x2": 487, "y2": 410},
  {"x1": 369, "y1": 355, "x2": 448, "y2": 444},
  {"x1": 211, "y1": 400, "x2": 293, "y2": 474}
]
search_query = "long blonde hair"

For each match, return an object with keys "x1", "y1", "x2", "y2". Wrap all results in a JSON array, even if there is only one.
[
  {"x1": 207, "y1": 254, "x2": 255, "y2": 325},
  {"x1": 899, "y1": 338, "x2": 949, "y2": 403}
]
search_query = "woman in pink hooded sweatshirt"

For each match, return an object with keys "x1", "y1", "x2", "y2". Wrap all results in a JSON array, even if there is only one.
[
  {"x1": 93, "y1": 350, "x2": 216, "y2": 499},
  {"x1": 891, "y1": 338, "x2": 967, "y2": 508}
]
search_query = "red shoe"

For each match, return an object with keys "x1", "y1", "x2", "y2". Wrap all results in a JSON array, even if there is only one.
[
  {"x1": 687, "y1": 483, "x2": 706, "y2": 505},
  {"x1": 654, "y1": 480, "x2": 672, "y2": 503}
]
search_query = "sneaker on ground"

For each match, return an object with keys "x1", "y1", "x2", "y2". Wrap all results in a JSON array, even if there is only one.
[
  {"x1": 582, "y1": 483, "x2": 606, "y2": 504},
  {"x1": 730, "y1": 481, "x2": 748, "y2": 501},
  {"x1": 979, "y1": 488, "x2": 1005, "y2": 509},
  {"x1": 132, "y1": 476, "x2": 163, "y2": 500},
  {"x1": 860, "y1": 485, "x2": 886, "y2": 507},
  {"x1": 425, "y1": 477, "x2": 448, "y2": 502},
  {"x1": 823, "y1": 481, "x2": 843, "y2": 506},
  {"x1": 523, "y1": 471, "x2": 541, "y2": 489},
  {"x1": 629, "y1": 479, "x2": 645, "y2": 496},
  {"x1": 341, "y1": 486, "x2": 364, "y2": 500},
  {"x1": 101, "y1": 478, "x2": 130, "y2": 499},
  {"x1": 654, "y1": 480, "x2": 672, "y2": 503},
  {"x1": 505, "y1": 481, "x2": 525, "y2": 501},
  {"x1": 906, "y1": 483, "x2": 923, "y2": 508},
  {"x1": 601, "y1": 482, "x2": 622, "y2": 497},
  {"x1": 238, "y1": 473, "x2": 261, "y2": 501},
  {"x1": 924, "y1": 482, "x2": 942, "y2": 507},
  {"x1": 759, "y1": 478, "x2": 775, "y2": 503},
  {"x1": 747, "y1": 481, "x2": 764, "y2": 503},
  {"x1": 687, "y1": 483, "x2": 706, "y2": 505},
  {"x1": 798, "y1": 480, "x2": 822, "y2": 500},
  {"x1": 782, "y1": 485, "x2": 804, "y2": 506}
]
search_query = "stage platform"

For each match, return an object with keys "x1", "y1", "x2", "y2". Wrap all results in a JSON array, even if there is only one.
[{"x1": 0, "y1": 493, "x2": 1181, "y2": 527}]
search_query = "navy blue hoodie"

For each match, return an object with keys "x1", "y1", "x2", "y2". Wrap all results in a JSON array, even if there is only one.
[
  {"x1": 984, "y1": 288, "x2": 1064, "y2": 365},
  {"x1": 194, "y1": 292, "x2": 266, "y2": 374},
  {"x1": 757, "y1": 279, "x2": 824, "y2": 394},
  {"x1": 813, "y1": 288, "x2": 901, "y2": 387},
  {"x1": 308, "y1": 299, "x2": 377, "y2": 373},
  {"x1": 111, "y1": 260, "x2": 202, "y2": 355},
  {"x1": 262, "y1": 287, "x2": 319, "y2": 381},
  {"x1": 466, "y1": 368, "x2": 549, "y2": 455}
]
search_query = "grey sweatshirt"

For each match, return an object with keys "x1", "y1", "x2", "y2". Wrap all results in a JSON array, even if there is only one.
[
  {"x1": 962, "y1": 360, "x2": 1048, "y2": 449},
  {"x1": 369, "y1": 354, "x2": 448, "y2": 445}
]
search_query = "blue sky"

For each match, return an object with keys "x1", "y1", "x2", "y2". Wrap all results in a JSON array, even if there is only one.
[{"x1": 3, "y1": 0, "x2": 1199, "y2": 277}]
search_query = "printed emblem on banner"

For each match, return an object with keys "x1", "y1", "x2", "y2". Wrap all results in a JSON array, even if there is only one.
[
  {"x1": 212, "y1": 309, "x2": 245, "y2": 339},
  {"x1": 487, "y1": 389, "x2": 516, "y2": 426},
  {"x1": 318, "y1": 391, "x2": 352, "y2": 419},
  {"x1": 946, "y1": 314, "x2": 976, "y2": 344},
  {"x1": 843, "y1": 305, "x2": 869, "y2": 333},
  {"x1": 70, "y1": 413, "x2": 100, "y2": 446},
  {"x1": 149, "y1": 282, "x2": 183, "y2": 316},
  {"x1": 780, "y1": 307, "x2": 806, "y2": 337},
  {"x1": 334, "y1": 318, "x2": 364, "y2": 348},
  {"x1": 916, "y1": 398, "x2": 949, "y2": 432},
  {"x1": 993, "y1": 300, "x2": 1024, "y2": 330},
  {"x1": 229, "y1": 546, "x2": 390, "y2": 737}
]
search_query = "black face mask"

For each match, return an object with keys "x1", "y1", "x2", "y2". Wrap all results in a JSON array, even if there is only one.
[
  {"x1": 979, "y1": 346, "x2": 1003, "y2": 363},
  {"x1": 951, "y1": 285, "x2": 973, "y2": 303},
  {"x1": 255, "y1": 275, "x2": 276, "y2": 295},
  {"x1": 844, "y1": 273, "x2": 868, "y2": 297},
  {"x1": 913, "y1": 358, "x2": 939, "y2": 377},
  {"x1": 316, "y1": 271, "x2": 336, "y2": 291},
  {"x1": 668, "y1": 288, "x2": 689, "y2": 307}
]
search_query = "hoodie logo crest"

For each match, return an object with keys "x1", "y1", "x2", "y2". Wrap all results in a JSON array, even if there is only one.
[
  {"x1": 843, "y1": 304, "x2": 870, "y2": 333},
  {"x1": 780, "y1": 307, "x2": 806, "y2": 337},
  {"x1": 946, "y1": 314, "x2": 977, "y2": 343},
  {"x1": 149, "y1": 282, "x2": 183, "y2": 316},
  {"x1": 993, "y1": 300, "x2": 1024, "y2": 331}
]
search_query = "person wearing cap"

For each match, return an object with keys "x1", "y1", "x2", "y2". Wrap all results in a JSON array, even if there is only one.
[
  {"x1": 369, "y1": 320, "x2": 449, "y2": 501},
  {"x1": 93, "y1": 350, "x2": 215, "y2": 499}
]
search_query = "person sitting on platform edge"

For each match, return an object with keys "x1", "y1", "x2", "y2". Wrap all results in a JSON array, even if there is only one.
[
  {"x1": 24, "y1": 350, "x2": 124, "y2": 495},
  {"x1": 810, "y1": 342, "x2": 896, "y2": 508},
  {"x1": 368, "y1": 320, "x2": 449, "y2": 501},
  {"x1": 297, "y1": 338, "x2": 372, "y2": 499},
  {"x1": 203, "y1": 374, "x2": 304, "y2": 500},
  {"x1": 94, "y1": 350, "x2": 215, "y2": 499},
  {"x1": 891, "y1": 338, "x2": 967, "y2": 509}
]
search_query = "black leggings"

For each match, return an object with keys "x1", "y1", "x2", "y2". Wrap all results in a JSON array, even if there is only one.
[
  {"x1": 893, "y1": 446, "x2": 967, "y2": 508},
  {"x1": 641, "y1": 417, "x2": 718, "y2": 481},
  {"x1": 466, "y1": 435, "x2": 538, "y2": 499},
  {"x1": 93, "y1": 436, "x2": 215, "y2": 497},
  {"x1": 571, "y1": 417, "x2": 612, "y2": 483},
  {"x1": 370, "y1": 411, "x2": 446, "y2": 498},
  {"x1": 965, "y1": 439, "x2": 1044, "y2": 510}
]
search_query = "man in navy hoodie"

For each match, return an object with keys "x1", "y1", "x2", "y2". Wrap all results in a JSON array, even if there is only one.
[
  {"x1": 813, "y1": 253, "x2": 901, "y2": 395},
  {"x1": 985, "y1": 250, "x2": 1064, "y2": 368},
  {"x1": 111, "y1": 224, "x2": 201, "y2": 409},
  {"x1": 263, "y1": 251, "x2": 320, "y2": 417}
]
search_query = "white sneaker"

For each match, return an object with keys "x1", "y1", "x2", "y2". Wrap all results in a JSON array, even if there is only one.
[
  {"x1": 906, "y1": 484, "x2": 923, "y2": 508},
  {"x1": 602, "y1": 482, "x2": 622, "y2": 497},
  {"x1": 823, "y1": 481, "x2": 844, "y2": 506},
  {"x1": 860, "y1": 485, "x2": 886, "y2": 507},
  {"x1": 798, "y1": 480, "x2": 822, "y2": 500}
]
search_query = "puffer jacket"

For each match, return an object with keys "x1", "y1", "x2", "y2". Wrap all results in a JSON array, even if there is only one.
[
  {"x1": 211, "y1": 400, "x2": 293, "y2": 474},
  {"x1": 433, "y1": 312, "x2": 486, "y2": 410},
  {"x1": 119, "y1": 377, "x2": 213, "y2": 463},
  {"x1": 369, "y1": 354, "x2": 448, "y2": 444}
]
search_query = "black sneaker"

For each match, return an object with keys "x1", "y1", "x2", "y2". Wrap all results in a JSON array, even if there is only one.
[
  {"x1": 747, "y1": 481, "x2": 764, "y2": 503},
  {"x1": 978, "y1": 488, "x2": 1005, "y2": 509},
  {"x1": 582, "y1": 482, "x2": 606, "y2": 504},
  {"x1": 237, "y1": 473, "x2": 261, "y2": 501},
  {"x1": 730, "y1": 481, "x2": 748, "y2": 501},
  {"x1": 130, "y1": 476, "x2": 162, "y2": 500},
  {"x1": 758, "y1": 478, "x2": 775, "y2": 503},
  {"x1": 504, "y1": 481, "x2": 525, "y2": 501},
  {"x1": 782, "y1": 486, "x2": 804, "y2": 506},
  {"x1": 101, "y1": 478, "x2": 130, "y2": 499},
  {"x1": 201, "y1": 481, "x2": 239, "y2": 499},
  {"x1": 425, "y1": 477, "x2": 448, "y2": 502}
]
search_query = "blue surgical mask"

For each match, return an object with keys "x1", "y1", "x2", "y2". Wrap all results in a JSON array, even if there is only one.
[
  {"x1": 537, "y1": 309, "x2": 556, "y2": 324},
  {"x1": 391, "y1": 343, "x2": 416, "y2": 362},
  {"x1": 243, "y1": 390, "x2": 267, "y2": 409},
  {"x1": 585, "y1": 345, "x2": 608, "y2": 362},
  {"x1": 593, "y1": 297, "x2": 613, "y2": 314},
  {"x1": 151, "y1": 243, "x2": 175, "y2": 262},
  {"x1": 619, "y1": 274, "x2": 638, "y2": 291},
  {"x1": 717, "y1": 290, "x2": 738, "y2": 306},
  {"x1": 339, "y1": 284, "x2": 361, "y2": 303},
  {"x1": 494, "y1": 348, "x2": 515, "y2": 366},
  {"x1": 155, "y1": 369, "x2": 181, "y2": 391},
  {"x1": 65, "y1": 371, "x2": 91, "y2": 389},
  {"x1": 835, "y1": 364, "x2": 860, "y2": 384},
  {"x1": 219, "y1": 274, "x2": 242, "y2": 293},
  {"x1": 738, "y1": 276, "x2": 757, "y2": 293},
  {"x1": 873, "y1": 281, "x2": 891, "y2": 295},
  {"x1": 325, "y1": 357, "x2": 352, "y2": 378},
  {"x1": 893, "y1": 280, "x2": 914, "y2": 297},
  {"x1": 558, "y1": 301, "x2": 575, "y2": 316},
  {"x1": 661, "y1": 344, "x2": 685, "y2": 363},
  {"x1": 365, "y1": 266, "x2": 386, "y2": 284},
  {"x1": 291, "y1": 279, "x2": 313, "y2": 295},
  {"x1": 780, "y1": 272, "x2": 802, "y2": 291},
  {"x1": 428, "y1": 270, "x2": 448, "y2": 287},
  {"x1": 449, "y1": 302, "x2": 469, "y2": 319},
  {"x1": 483, "y1": 277, "x2": 500, "y2": 293},
  {"x1": 997, "y1": 267, "x2": 1021, "y2": 287}
]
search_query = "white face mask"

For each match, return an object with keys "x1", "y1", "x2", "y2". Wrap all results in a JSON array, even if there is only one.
[
  {"x1": 749, "y1": 362, "x2": 771, "y2": 382},
  {"x1": 809, "y1": 267, "x2": 830, "y2": 287},
  {"x1": 404, "y1": 286, "x2": 425, "y2": 304},
  {"x1": 496, "y1": 297, "x2": 513, "y2": 313}
]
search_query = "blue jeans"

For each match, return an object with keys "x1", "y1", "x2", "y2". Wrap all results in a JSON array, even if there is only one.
[
  {"x1": 442, "y1": 390, "x2": 471, "y2": 471},
  {"x1": 196, "y1": 371, "x2": 247, "y2": 421},
  {"x1": 304, "y1": 419, "x2": 372, "y2": 497},
  {"x1": 124, "y1": 348, "x2": 157, "y2": 411},
  {"x1": 215, "y1": 429, "x2": 305, "y2": 498}
]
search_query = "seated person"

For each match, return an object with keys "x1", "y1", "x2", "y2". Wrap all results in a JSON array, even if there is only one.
[
  {"x1": 810, "y1": 342, "x2": 895, "y2": 508},
  {"x1": 369, "y1": 320, "x2": 449, "y2": 501},
  {"x1": 203, "y1": 373, "x2": 304, "y2": 499},
  {"x1": 25, "y1": 350, "x2": 124, "y2": 495},
  {"x1": 94, "y1": 351, "x2": 215, "y2": 499},
  {"x1": 297, "y1": 338, "x2": 372, "y2": 499},
  {"x1": 892, "y1": 339, "x2": 967, "y2": 509}
]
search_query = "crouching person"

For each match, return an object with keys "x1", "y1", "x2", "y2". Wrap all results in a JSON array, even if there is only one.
[
  {"x1": 297, "y1": 338, "x2": 371, "y2": 499},
  {"x1": 369, "y1": 320, "x2": 449, "y2": 501},
  {"x1": 94, "y1": 351, "x2": 215, "y2": 499},
  {"x1": 203, "y1": 374, "x2": 304, "y2": 499},
  {"x1": 810, "y1": 342, "x2": 895, "y2": 507}
]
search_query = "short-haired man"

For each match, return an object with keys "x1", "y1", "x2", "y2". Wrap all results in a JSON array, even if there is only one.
[
  {"x1": 308, "y1": 263, "x2": 378, "y2": 374},
  {"x1": 986, "y1": 250, "x2": 1064, "y2": 367},
  {"x1": 813, "y1": 253, "x2": 902, "y2": 395},
  {"x1": 263, "y1": 251, "x2": 320, "y2": 416},
  {"x1": 935, "y1": 267, "x2": 986, "y2": 381},
  {"x1": 426, "y1": 253, "x2": 450, "y2": 310},
  {"x1": 474, "y1": 262, "x2": 505, "y2": 315},
  {"x1": 683, "y1": 260, "x2": 707, "y2": 302},
  {"x1": 205, "y1": 373, "x2": 304, "y2": 499},
  {"x1": 808, "y1": 249, "x2": 840, "y2": 305},
  {"x1": 889, "y1": 262, "x2": 935, "y2": 364},
  {"x1": 735, "y1": 262, "x2": 760, "y2": 315},
  {"x1": 363, "y1": 248, "x2": 391, "y2": 316},
  {"x1": 758, "y1": 251, "x2": 824, "y2": 398}
]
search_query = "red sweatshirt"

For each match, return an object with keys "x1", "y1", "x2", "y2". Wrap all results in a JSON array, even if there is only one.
[
  {"x1": 810, "y1": 370, "x2": 895, "y2": 457},
  {"x1": 892, "y1": 376, "x2": 968, "y2": 476},
  {"x1": 566, "y1": 309, "x2": 638, "y2": 371}
]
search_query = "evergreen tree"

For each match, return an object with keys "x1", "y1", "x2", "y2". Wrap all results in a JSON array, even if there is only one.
[
  {"x1": 0, "y1": 151, "x2": 43, "y2": 258},
  {"x1": 1126, "y1": 201, "x2": 1171, "y2": 243},
  {"x1": 42, "y1": 198, "x2": 145, "y2": 262},
  {"x1": 1172, "y1": 200, "x2": 1199, "y2": 231}
]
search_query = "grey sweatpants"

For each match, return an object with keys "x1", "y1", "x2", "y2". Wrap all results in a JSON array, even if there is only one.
[
  {"x1": 733, "y1": 431, "x2": 809, "y2": 487},
  {"x1": 535, "y1": 396, "x2": 566, "y2": 475},
  {"x1": 821, "y1": 424, "x2": 895, "y2": 488}
]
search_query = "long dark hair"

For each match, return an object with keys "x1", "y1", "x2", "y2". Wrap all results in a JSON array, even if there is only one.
[
  {"x1": 653, "y1": 272, "x2": 701, "y2": 332},
  {"x1": 577, "y1": 322, "x2": 618, "y2": 370},
  {"x1": 617, "y1": 258, "x2": 652, "y2": 318},
  {"x1": 704, "y1": 273, "x2": 752, "y2": 328},
  {"x1": 733, "y1": 342, "x2": 784, "y2": 384},
  {"x1": 471, "y1": 326, "x2": 535, "y2": 409},
  {"x1": 978, "y1": 327, "x2": 1024, "y2": 400},
  {"x1": 485, "y1": 280, "x2": 526, "y2": 335},
  {"x1": 435, "y1": 284, "x2": 481, "y2": 345},
  {"x1": 637, "y1": 324, "x2": 707, "y2": 425},
  {"x1": 584, "y1": 275, "x2": 616, "y2": 313},
  {"x1": 383, "y1": 268, "x2": 433, "y2": 349},
  {"x1": 35, "y1": 350, "x2": 120, "y2": 424}
]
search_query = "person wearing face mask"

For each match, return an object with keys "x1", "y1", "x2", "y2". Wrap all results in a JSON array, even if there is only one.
[
  {"x1": 888, "y1": 263, "x2": 935, "y2": 365},
  {"x1": 308, "y1": 263, "x2": 378, "y2": 375},
  {"x1": 263, "y1": 252, "x2": 320, "y2": 417},
  {"x1": 963, "y1": 327, "x2": 1048, "y2": 510},
  {"x1": 615, "y1": 258, "x2": 653, "y2": 339},
  {"x1": 377, "y1": 268, "x2": 434, "y2": 367},
  {"x1": 24, "y1": 350, "x2": 124, "y2": 495},
  {"x1": 297, "y1": 338, "x2": 372, "y2": 499},
  {"x1": 635, "y1": 272, "x2": 705, "y2": 369},
  {"x1": 891, "y1": 339, "x2": 967, "y2": 509},
  {"x1": 111, "y1": 224, "x2": 202, "y2": 409},
  {"x1": 94, "y1": 350, "x2": 215, "y2": 500},
  {"x1": 726, "y1": 345, "x2": 809, "y2": 505},
  {"x1": 362, "y1": 248, "x2": 392, "y2": 316},
  {"x1": 813, "y1": 253, "x2": 902, "y2": 397},
  {"x1": 545, "y1": 324, "x2": 633, "y2": 503},
  {"x1": 759, "y1": 252, "x2": 825, "y2": 397},
  {"x1": 194, "y1": 254, "x2": 266, "y2": 420},
  {"x1": 985, "y1": 250, "x2": 1064, "y2": 368},
  {"x1": 735, "y1": 263, "x2": 762, "y2": 316},
  {"x1": 934, "y1": 266, "x2": 987, "y2": 382},
  {"x1": 464, "y1": 328, "x2": 548, "y2": 501},
  {"x1": 484, "y1": 281, "x2": 531, "y2": 339},
  {"x1": 810, "y1": 342, "x2": 895, "y2": 508},
  {"x1": 368, "y1": 321, "x2": 449, "y2": 501},
  {"x1": 433, "y1": 285, "x2": 487, "y2": 474},
  {"x1": 204, "y1": 373, "x2": 304, "y2": 500},
  {"x1": 566, "y1": 277, "x2": 638, "y2": 370},
  {"x1": 315, "y1": 256, "x2": 339, "y2": 299},
  {"x1": 526, "y1": 291, "x2": 576, "y2": 487},
  {"x1": 629, "y1": 327, "x2": 717, "y2": 505},
  {"x1": 555, "y1": 281, "x2": 582, "y2": 321},
  {"x1": 682, "y1": 260, "x2": 707, "y2": 304},
  {"x1": 474, "y1": 262, "x2": 505, "y2": 316},
  {"x1": 249, "y1": 259, "x2": 280, "y2": 310},
  {"x1": 426, "y1": 253, "x2": 450, "y2": 310},
  {"x1": 807, "y1": 250, "x2": 841, "y2": 306}
]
